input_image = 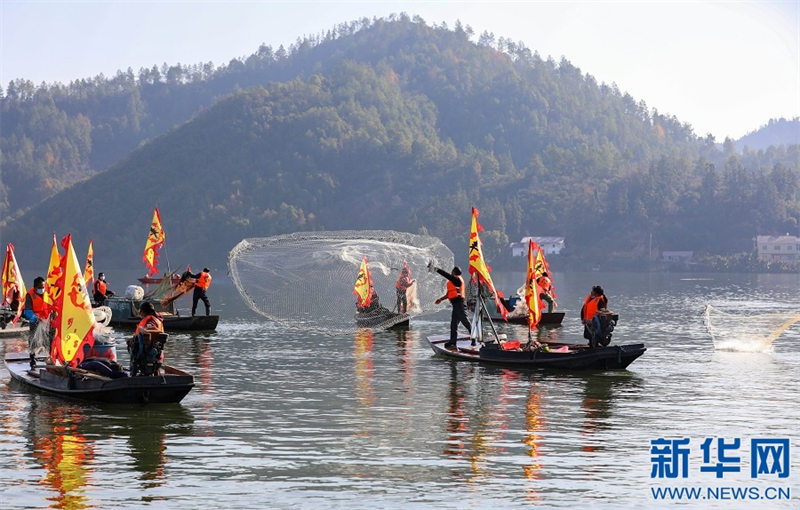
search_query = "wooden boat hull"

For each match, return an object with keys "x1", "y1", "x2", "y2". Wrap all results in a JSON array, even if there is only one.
[
  {"x1": 106, "y1": 297, "x2": 219, "y2": 331},
  {"x1": 137, "y1": 275, "x2": 181, "y2": 285},
  {"x1": 426, "y1": 335, "x2": 645, "y2": 370},
  {"x1": 4, "y1": 352, "x2": 194, "y2": 404},
  {"x1": 0, "y1": 322, "x2": 30, "y2": 338},
  {"x1": 109, "y1": 315, "x2": 219, "y2": 331},
  {"x1": 354, "y1": 309, "x2": 410, "y2": 329}
]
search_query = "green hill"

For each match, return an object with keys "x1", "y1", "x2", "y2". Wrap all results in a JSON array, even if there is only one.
[{"x1": 3, "y1": 16, "x2": 799, "y2": 270}]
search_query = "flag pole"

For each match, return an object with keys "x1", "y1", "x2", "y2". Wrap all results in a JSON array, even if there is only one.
[{"x1": 479, "y1": 294, "x2": 501, "y2": 343}]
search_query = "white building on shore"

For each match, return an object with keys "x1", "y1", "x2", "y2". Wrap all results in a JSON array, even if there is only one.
[
  {"x1": 754, "y1": 234, "x2": 800, "y2": 262},
  {"x1": 510, "y1": 236, "x2": 565, "y2": 257}
]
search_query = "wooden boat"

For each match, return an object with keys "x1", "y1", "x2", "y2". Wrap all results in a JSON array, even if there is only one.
[
  {"x1": 4, "y1": 351, "x2": 194, "y2": 404},
  {"x1": 352, "y1": 255, "x2": 410, "y2": 329},
  {"x1": 0, "y1": 309, "x2": 30, "y2": 337},
  {"x1": 137, "y1": 274, "x2": 181, "y2": 286},
  {"x1": 354, "y1": 308, "x2": 410, "y2": 329},
  {"x1": 105, "y1": 296, "x2": 219, "y2": 331},
  {"x1": 427, "y1": 334, "x2": 646, "y2": 370}
]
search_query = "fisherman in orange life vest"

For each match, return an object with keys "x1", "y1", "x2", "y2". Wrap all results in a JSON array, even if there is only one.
[
  {"x1": 22, "y1": 276, "x2": 52, "y2": 368},
  {"x1": 581, "y1": 285, "x2": 609, "y2": 348},
  {"x1": 188, "y1": 267, "x2": 212, "y2": 316},
  {"x1": 536, "y1": 271, "x2": 555, "y2": 313},
  {"x1": 92, "y1": 272, "x2": 115, "y2": 306},
  {"x1": 395, "y1": 265, "x2": 415, "y2": 314},
  {"x1": 129, "y1": 301, "x2": 165, "y2": 375},
  {"x1": 430, "y1": 262, "x2": 471, "y2": 350}
]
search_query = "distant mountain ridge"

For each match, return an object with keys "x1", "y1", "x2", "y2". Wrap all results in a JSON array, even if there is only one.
[
  {"x1": 736, "y1": 117, "x2": 800, "y2": 151},
  {"x1": 2, "y1": 16, "x2": 799, "y2": 271}
]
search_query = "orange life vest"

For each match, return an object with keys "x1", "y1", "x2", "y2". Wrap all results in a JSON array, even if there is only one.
[
  {"x1": 136, "y1": 314, "x2": 164, "y2": 333},
  {"x1": 582, "y1": 295, "x2": 605, "y2": 322},
  {"x1": 446, "y1": 276, "x2": 465, "y2": 300},
  {"x1": 196, "y1": 272, "x2": 212, "y2": 290},
  {"x1": 94, "y1": 279, "x2": 107, "y2": 295},
  {"x1": 26, "y1": 288, "x2": 50, "y2": 319},
  {"x1": 396, "y1": 274, "x2": 412, "y2": 291},
  {"x1": 538, "y1": 276, "x2": 552, "y2": 293}
]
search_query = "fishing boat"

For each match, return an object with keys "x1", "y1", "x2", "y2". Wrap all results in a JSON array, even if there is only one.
[
  {"x1": 486, "y1": 240, "x2": 564, "y2": 325},
  {"x1": 0, "y1": 316, "x2": 30, "y2": 338},
  {"x1": 3, "y1": 233, "x2": 195, "y2": 403},
  {"x1": 1, "y1": 243, "x2": 29, "y2": 337},
  {"x1": 427, "y1": 208, "x2": 645, "y2": 370},
  {"x1": 5, "y1": 351, "x2": 194, "y2": 404},
  {"x1": 137, "y1": 273, "x2": 181, "y2": 286},
  {"x1": 105, "y1": 295, "x2": 219, "y2": 331},
  {"x1": 352, "y1": 255, "x2": 410, "y2": 329},
  {"x1": 354, "y1": 308, "x2": 410, "y2": 329},
  {"x1": 426, "y1": 335, "x2": 646, "y2": 370}
]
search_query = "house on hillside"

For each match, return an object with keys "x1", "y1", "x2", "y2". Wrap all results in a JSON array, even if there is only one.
[
  {"x1": 510, "y1": 236, "x2": 565, "y2": 257},
  {"x1": 662, "y1": 251, "x2": 694, "y2": 263},
  {"x1": 754, "y1": 234, "x2": 800, "y2": 262}
]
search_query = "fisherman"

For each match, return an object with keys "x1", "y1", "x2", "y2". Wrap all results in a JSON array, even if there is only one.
[
  {"x1": 92, "y1": 272, "x2": 115, "y2": 306},
  {"x1": 128, "y1": 301, "x2": 165, "y2": 376},
  {"x1": 430, "y1": 262, "x2": 471, "y2": 350},
  {"x1": 187, "y1": 267, "x2": 212, "y2": 316},
  {"x1": 22, "y1": 276, "x2": 51, "y2": 368},
  {"x1": 537, "y1": 271, "x2": 555, "y2": 313},
  {"x1": 395, "y1": 264, "x2": 415, "y2": 314},
  {"x1": 581, "y1": 285, "x2": 610, "y2": 348}
]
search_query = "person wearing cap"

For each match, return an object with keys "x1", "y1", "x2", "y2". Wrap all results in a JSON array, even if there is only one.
[
  {"x1": 430, "y1": 262, "x2": 471, "y2": 350},
  {"x1": 92, "y1": 272, "x2": 115, "y2": 306},
  {"x1": 187, "y1": 267, "x2": 212, "y2": 316}
]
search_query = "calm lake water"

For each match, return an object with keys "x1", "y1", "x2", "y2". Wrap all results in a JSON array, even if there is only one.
[{"x1": 1, "y1": 270, "x2": 798, "y2": 509}]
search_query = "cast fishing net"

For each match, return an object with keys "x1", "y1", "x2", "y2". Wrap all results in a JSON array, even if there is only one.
[
  {"x1": 228, "y1": 230, "x2": 454, "y2": 332},
  {"x1": 704, "y1": 305, "x2": 800, "y2": 352}
]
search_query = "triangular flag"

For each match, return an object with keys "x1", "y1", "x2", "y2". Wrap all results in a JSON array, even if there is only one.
[
  {"x1": 45, "y1": 233, "x2": 62, "y2": 306},
  {"x1": 525, "y1": 240, "x2": 542, "y2": 329},
  {"x1": 353, "y1": 255, "x2": 373, "y2": 307},
  {"x1": 468, "y1": 207, "x2": 507, "y2": 320},
  {"x1": 83, "y1": 240, "x2": 94, "y2": 285},
  {"x1": 51, "y1": 234, "x2": 96, "y2": 367},
  {"x1": 143, "y1": 208, "x2": 165, "y2": 276},
  {"x1": 1, "y1": 243, "x2": 26, "y2": 324}
]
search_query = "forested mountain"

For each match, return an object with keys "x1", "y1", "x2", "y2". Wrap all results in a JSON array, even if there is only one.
[
  {"x1": 2, "y1": 15, "x2": 799, "y2": 270},
  {"x1": 736, "y1": 118, "x2": 800, "y2": 152}
]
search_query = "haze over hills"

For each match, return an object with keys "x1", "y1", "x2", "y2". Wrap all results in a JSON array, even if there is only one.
[
  {"x1": 2, "y1": 16, "x2": 799, "y2": 270},
  {"x1": 735, "y1": 117, "x2": 800, "y2": 152}
]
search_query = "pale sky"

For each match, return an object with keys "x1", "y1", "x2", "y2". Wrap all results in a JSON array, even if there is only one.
[{"x1": 1, "y1": 0, "x2": 798, "y2": 141}]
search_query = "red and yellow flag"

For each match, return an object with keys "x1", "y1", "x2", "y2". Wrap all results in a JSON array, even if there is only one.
[
  {"x1": 353, "y1": 255, "x2": 373, "y2": 307},
  {"x1": 525, "y1": 240, "x2": 542, "y2": 329},
  {"x1": 52, "y1": 234, "x2": 96, "y2": 367},
  {"x1": 468, "y1": 207, "x2": 507, "y2": 319},
  {"x1": 45, "y1": 233, "x2": 63, "y2": 306},
  {"x1": 2, "y1": 243, "x2": 26, "y2": 323},
  {"x1": 83, "y1": 240, "x2": 94, "y2": 285},
  {"x1": 533, "y1": 242, "x2": 557, "y2": 303},
  {"x1": 143, "y1": 207, "x2": 165, "y2": 276}
]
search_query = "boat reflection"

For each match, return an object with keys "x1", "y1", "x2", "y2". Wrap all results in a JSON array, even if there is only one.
[
  {"x1": 27, "y1": 400, "x2": 94, "y2": 509},
  {"x1": 393, "y1": 328, "x2": 418, "y2": 400},
  {"x1": 353, "y1": 329, "x2": 376, "y2": 412},
  {"x1": 580, "y1": 372, "x2": 642, "y2": 453},
  {"x1": 23, "y1": 397, "x2": 194, "y2": 501},
  {"x1": 522, "y1": 380, "x2": 544, "y2": 503}
]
